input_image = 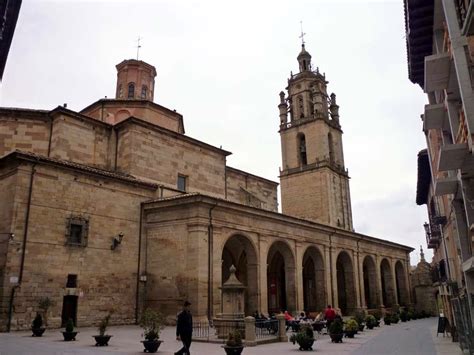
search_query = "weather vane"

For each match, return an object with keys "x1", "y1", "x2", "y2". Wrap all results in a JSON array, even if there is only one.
[
  {"x1": 136, "y1": 36, "x2": 142, "y2": 60},
  {"x1": 299, "y1": 21, "x2": 306, "y2": 45}
]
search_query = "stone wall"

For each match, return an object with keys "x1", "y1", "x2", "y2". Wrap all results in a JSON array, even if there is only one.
[
  {"x1": 225, "y1": 167, "x2": 278, "y2": 211},
  {"x1": 0, "y1": 160, "x2": 157, "y2": 330}
]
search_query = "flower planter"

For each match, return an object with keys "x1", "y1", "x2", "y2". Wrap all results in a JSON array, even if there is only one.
[
  {"x1": 223, "y1": 345, "x2": 244, "y2": 355},
  {"x1": 330, "y1": 333, "x2": 343, "y2": 343},
  {"x1": 141, "y1": 340, "x2": 162, "y2": 353},
  {"x1": 32, "y1": 327, "x2": 45, "y2": 337},
  {"x1": 296, "y1": 338, "x2": 314, "y2": 351},
  {"x1": 366, "y1": 323, "x2": 374, "y2": 330},
  {"x1": 62, "y1": 331, "x2": 78, "y2": 341},
  {"x1": 93, "y1": 335, "x2": 112, "y2": 346},
  {"x1": 344, "y1": 330, "x2": 356, "y2": 338}
]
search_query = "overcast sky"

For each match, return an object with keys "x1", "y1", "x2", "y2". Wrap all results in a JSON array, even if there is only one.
[{"x1": 1, "y1": 0, "x2": 430, "y2": 264}]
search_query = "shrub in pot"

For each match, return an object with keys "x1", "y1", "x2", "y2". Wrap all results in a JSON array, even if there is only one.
[
  {"x1": 329, "y1": 319, "x2": 344, "y2": 343},
  {"x1": 400, "y1": 310, "x2": 408, "y2": 322},
  {"x1": 93, "y1": 314, "x2": 112, "y2": 346},
  {"x1": 290, "y1": 324, "x2": 315, "y2": 351},
  {"x1": 391, "y1": 313, "x2": 400, "y2": 324},
  {"x1": 384, "y1": 314, "x2": 392, "y2": 325},
  {"x1": 31, "y1": 313, "x2": 45, "y2": 337},
  {"x1": 38, "y1": 297, "x2": 53, "y2": 327},
  {"x1": 354, "y1": 310, "x2": 366, "y2": 332},
  {"x1": 344, "y1": 319, "x2": 358, "y2": 338},
  {"x1": 223, "y1": 329, "x2": 244, "y2": 355},
  {"x1": 365, "y1": 315, "x2": 376, "y2": 329},
  {"x1": 62, "y1": 319, "x2": 78, "y2": 341},
  {"x1": 140, "y1": 308, "x2": 164, "y2": 353},
  {"x1": 372, "y1": 310, "x2": 382, "y2": 327}
]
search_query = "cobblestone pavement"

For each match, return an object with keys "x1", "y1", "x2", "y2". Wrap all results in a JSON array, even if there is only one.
[{"x1": 0, "y1": 317, "x2": 462, "y2": 355}]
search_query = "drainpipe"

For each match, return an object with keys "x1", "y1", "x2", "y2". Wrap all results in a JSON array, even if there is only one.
[
  {"x1": 207, "y1": 203, "x2": 217, "y2": 321},
  {"x1": 135, "y1": 203, "x2": 144, "y2": 324},
  {"x1": 47, "y1": 115, "x2": 53, "y2": 157},
  {"x1": 9, "y1": 164, "x2": 36, "y2": 331}
]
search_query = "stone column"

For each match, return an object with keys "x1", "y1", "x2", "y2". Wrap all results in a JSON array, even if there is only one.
[
  {"x1": 353, "y1": 249, "x2": 361, "y2": 309},
  {"x1": 295, "y1": 241, "x2": 304, "y2": 312},
  {"x1": 375, "y1": 255, "x2": 384, "y2": 308},
  {"x1": 324, "y1": 245, "x2": 333, "y2": 307},
  {"x1": 259, "y1": 237, "x2": 269, "y2": 315},
  {"x1": 390, "y1": 258, "x2": 399, "y2": 306},
  {"x1": 331, "y1": 248, "x2": 339, "y2": 309},
  {"x1": 359, "y1": 253, "x2": 367, "y2": 309},
  {"x1": 276, "y1": 313, "x2": 288, "y2": 342},
  {"x1": 244, "y1": 316, "x2": 256, "y2": 346}
]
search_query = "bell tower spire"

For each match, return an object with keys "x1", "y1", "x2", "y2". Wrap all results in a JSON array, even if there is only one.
[{"x1": 278, "y1": 42, "x2": 353, "y2": 230}]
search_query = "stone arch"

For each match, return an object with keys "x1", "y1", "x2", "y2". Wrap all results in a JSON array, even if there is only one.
[
  {"x1": 380, "y1": 258, "x2": 395, "y2": 308},
  {"x1": 267, "y1": 240, "x2": 296, "y2": 315},
  {"x1": 221, "y1": 234, "x2": 258, "y2": 316},
  {"x1": 395, "y1": 260, "x2": 409, "y2": 306},
  {"x1": 336, "y1": 251, "x2": 356, "y2": 315},
  {"x1": 362, "y1": 255, "x2": 378, "y2": 309},
  {"x1": 302, "y1": 246, "x2": 326, "y2": 313}
]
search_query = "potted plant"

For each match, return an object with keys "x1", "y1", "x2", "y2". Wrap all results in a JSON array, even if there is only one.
[
  {"x1": 31, "y1": 313, "x2": 46, "y2": 337},
  {"x1": 140, "y1": 308, "x2": 164, "y2": 353},
  {"x1": 391, "y1": 313, "x2": 400, "y2": 324},
  {"x1": 93, "y1": 314, "x2": 112, "y2": 346},
  {"x1": 344, "y1": 319, "x2": 358, "y2": 338},
  {"x1": 223, "y1": 329, "x2": 244, "y2": 355},
  {"x1": 62, "y1": 318, "x2": 78, "y2": 341},
  {"x1": 372, "y1": 310, "x2": 382, "y2": 327},
  {"x1": 400, "y1": 310, "x2": 408, "y2": 322},
  {"x1": 384, "y1": 313, "x2": 392, "y2": 325},
  {"x1": 290, "y1": 324, "x2": 315, "y2": 351},
  {"x1": 365, "y1": 315, "x2": 376, "y2": 329},
  {"x1": 38, "y1": 297, "x2": 53, "y2": 327},
  {"x1": 354, "y1": 310, "x2": 365, "y2": 332},
  {"x1": 329, "y1": 319, "x2": 344, "y2": 343},
  {"x1": 407, "y1": 311, "x2": 414, "y2": 320}
]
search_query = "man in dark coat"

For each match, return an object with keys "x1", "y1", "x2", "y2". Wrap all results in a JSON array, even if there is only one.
[{"x1": 175, "y1": 301, "x2": 193, "y2": 355}]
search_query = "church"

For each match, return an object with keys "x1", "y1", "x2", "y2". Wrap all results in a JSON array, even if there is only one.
[{"x1": 0, "y1": 44, "x2": 413, "y2": 331}]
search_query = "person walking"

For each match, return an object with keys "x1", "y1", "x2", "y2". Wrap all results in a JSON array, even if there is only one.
[
  {"x1": 324, "y1": 305, "x2": 336, "y2": 331},
  {"x1": 175, "y1": 301, "x2": 193, "y2": 355}
]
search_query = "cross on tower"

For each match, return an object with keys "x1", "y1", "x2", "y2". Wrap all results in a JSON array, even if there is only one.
[
  {"x1": 136, "y1": 36, "x2": 142, "y2": 60},
  {"x1": 299, "y1": 21, "x2": 306, "y2": 45}
]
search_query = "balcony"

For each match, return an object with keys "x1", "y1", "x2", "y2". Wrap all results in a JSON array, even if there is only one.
[
  {"x1": 423, "y1": 103, "x2": 448, "y2": 130},
  {"x1": 437, "y1": 143, "x2": 469, "y2": 171},
  {"x1": 459, "y1": 0, "x2": 474, "y2": 36},
  {"x1": 424, "y1": 53, "x2": 451, "y2": 92},
  {"x1": 424, "y1": 216, "x2": 446, "y2": 249},
  {"x1": 434, "y1": 176, "x2": 458, "y2": 196}
]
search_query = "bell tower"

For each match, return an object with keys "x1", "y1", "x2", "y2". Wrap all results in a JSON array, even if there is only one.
[{"x1": 279, "y1": 44, "x2": 353, "y2": 230}]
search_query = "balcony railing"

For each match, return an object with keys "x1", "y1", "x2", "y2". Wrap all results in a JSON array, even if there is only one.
[{"x1": 424, "y1": 216, "x2": 447, "y2": 249}]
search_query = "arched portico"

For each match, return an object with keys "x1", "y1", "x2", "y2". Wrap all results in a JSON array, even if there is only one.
[
  {"x1": 362, "y1": 255, "x2": 378, "y2": 309},
  {"x1": 395, "y1": 260, "x2": 409, "y2": 306},
  {"x1": 380, "y1": 258, "x2": 395, "y2": 308},
  {"x1": 267, "y1": 241, "x2": 296, "y2": 315},
  {"x1": 302, "y1": 246, "x2": 326, "y2": 312},
  {"x1": 336, "y1": 251, "x2": 356, "y2": 315},
  {"x1": 221, "y1": 234, "x2": 258, "y2": 315}
]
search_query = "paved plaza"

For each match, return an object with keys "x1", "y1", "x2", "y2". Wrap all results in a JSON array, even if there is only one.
[{"x1": 0, "y1": 318, "x2": 462, "y2": 355}]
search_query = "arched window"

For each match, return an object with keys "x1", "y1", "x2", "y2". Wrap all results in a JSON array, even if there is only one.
[
  {"x1": 328, "y1": 133, "x2": 334, "y2": 164},
  {"x1": 128, "y1": 83, "x2": 135, "y2": 98},
  {"x1": 298, "y1": 95, "x2": 304, "y2": 118},
  {"x1": 303, "y1": 60, "x2": 307, "y2": 71},
  {"x1": 141, "y1": 85, "x2": 148, "y2": 99},
  {"x1": 298, "y1": 134, "x2": 307, "y2": 166}
]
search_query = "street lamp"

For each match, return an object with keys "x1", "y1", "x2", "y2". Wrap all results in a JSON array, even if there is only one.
[
  {"x1": 110, "y1": 232, "x2": 124, "y2": 250},
  {"x1": 0, "y1": 233, "x2": 14, "y2": 242}
]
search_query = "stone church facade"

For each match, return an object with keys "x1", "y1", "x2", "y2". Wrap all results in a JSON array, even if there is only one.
[{"x1": 0, "y1": 46, "x2": 413, "y2": 331}]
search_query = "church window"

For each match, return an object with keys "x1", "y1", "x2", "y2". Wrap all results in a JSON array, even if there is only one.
[
  {"x1": 298, "y1": 134, "x2": 307, "y2": 166},
  {"x1": 66, "y1": 274, "x2": 77, "y2": 288},
  {"x1": 128, "y1": 83, "x2": 135, "y2": 98},
  {"x1": 65, "y1": 216, "x2": 89, "y2": 247},
  {"x1": 141, "y1": 85, "x2": 148, "y2": 99},
  {"x1": 298, "y1": 95, "x2": 304, "y2": 118},
  {"x1": 177, "y1": 174, "x2": 187, "y2": 192},
  {"x1": 328, "y1": 133, "x2": 334, "y2": 164}
]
